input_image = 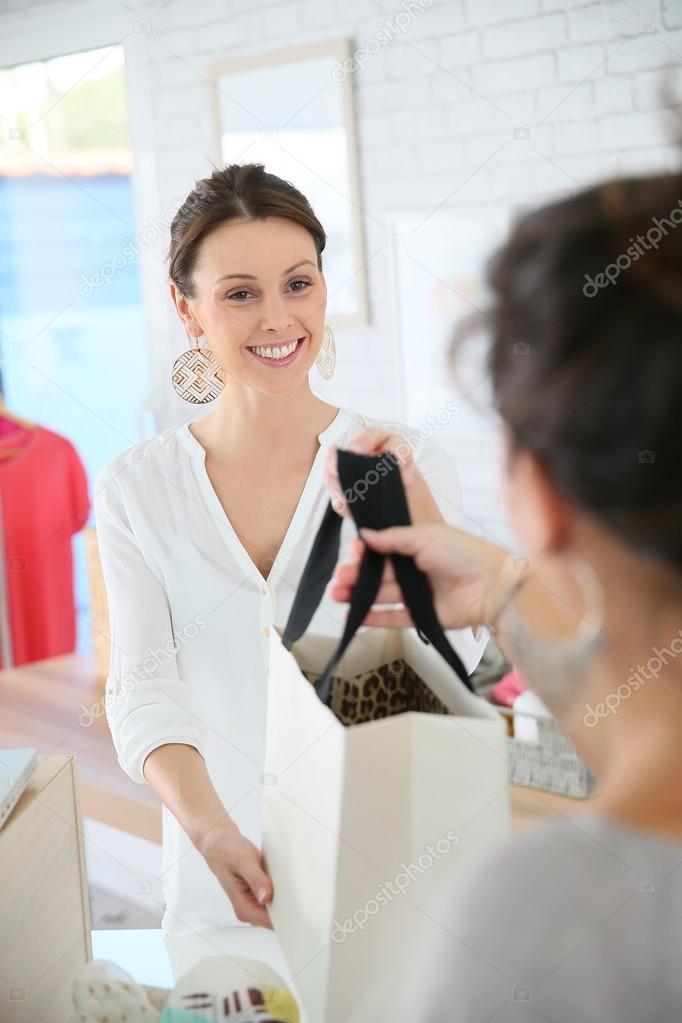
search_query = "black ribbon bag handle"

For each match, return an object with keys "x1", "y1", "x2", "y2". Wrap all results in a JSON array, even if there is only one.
[{"x1": 281, "y1": 449, "x2": 474, "y2": 703}]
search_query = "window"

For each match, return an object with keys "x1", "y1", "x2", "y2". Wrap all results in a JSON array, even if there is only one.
[{"x1": 0, "y1": 44, "x2": 151, "y2": 654}]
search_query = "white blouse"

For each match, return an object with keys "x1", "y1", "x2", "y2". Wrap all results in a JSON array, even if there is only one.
[{"x1": 94, "y1": 406, "x2": 488, "y2": 936}]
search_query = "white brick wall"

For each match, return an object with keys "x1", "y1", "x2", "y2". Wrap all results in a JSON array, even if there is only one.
[{"x1": 0, "y1": 0, "x2": 679, "y2": 546}]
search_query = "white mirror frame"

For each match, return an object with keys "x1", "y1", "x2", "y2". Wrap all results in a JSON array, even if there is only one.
[{"x1": 208, "y1": 37, "x2": 369, "y2": 328}]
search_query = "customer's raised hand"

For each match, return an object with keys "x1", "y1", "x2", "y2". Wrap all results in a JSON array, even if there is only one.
[
  {"x1": 195, "y1": 820, "x2": 273, "y2": 928},
  {"x1": 330, "y1": 521, "x2": 511, "y2": 633}
]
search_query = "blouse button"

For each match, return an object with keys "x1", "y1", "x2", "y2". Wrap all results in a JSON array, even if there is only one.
[
  {"x1": 261, "y1": 586, "x2": 267, "y2": 596},
  {"x1": 263, "y1": 626, "x2": 270, "y2": 637}
]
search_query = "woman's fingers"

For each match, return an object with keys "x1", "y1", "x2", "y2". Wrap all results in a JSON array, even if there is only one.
[
  {"x1": 324, "y1": 429, "x2": 417, "y2": 519},
  {"x1": 238, "y1": 848, "x2": 273, "y2": 904},
  {"x1": 345, "y1": 425, "x2": 396, "y2": 455},
  {"x1": 346, "y1": 536, "x2": 397, "y2": 576},
  {"x1": 229, "y1": 878, "x2": 273, "y2": 928},
  {"x1": 359, "y1": 525, "x2": 428, "y2": 559},
  {"x1": 248, "y1": 865, "x2": 272, "y2": 907},
  {"x1": 230, "y1": 850, "x2": 274, "y2": 928},
  {"x1": 331, "y1": 538, "x2": 398, "y2": 601},
  {"x1": 324, "y1": 445, "x2": 351, "y2": 518},
  {"x1": 333, "y1": 552, "x2": 397, "y2": 586},
  {"x1": 346, "y1": 536, "x2": 364, "y2": 562},
  {"x1": 359, "y1": 607, "x2": 414, "y2": 628}
]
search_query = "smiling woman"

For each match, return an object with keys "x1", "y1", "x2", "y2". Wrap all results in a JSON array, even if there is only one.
[
  {"x1": 169, "y1": 212, "x2": 331, "y2": 400},
  {"x1": 93, "y1": 162, "x2": 487, "y2": 939},
  {"x1": 169, "y1": 208, "x2": 330, "y2": 393}
]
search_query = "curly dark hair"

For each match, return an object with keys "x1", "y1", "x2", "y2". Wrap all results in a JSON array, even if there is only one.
[{"x1": 452, "y1": 149, "x2": 682, "y2": 570}]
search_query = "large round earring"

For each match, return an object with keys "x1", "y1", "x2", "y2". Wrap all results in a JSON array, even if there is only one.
[
  {"x1": 172, "y1": 331, "x2": 225, "y2": 404},
  {"x1": 316, "y1": 324, "x2": 336, "y2": 380},
  {"x1": 495, "y1": 550, "x2": 606, "y2": 717}
]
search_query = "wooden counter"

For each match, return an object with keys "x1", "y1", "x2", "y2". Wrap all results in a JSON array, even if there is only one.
[{"x1": 0, "y1": 653, "x2": 161, "y2": 842}]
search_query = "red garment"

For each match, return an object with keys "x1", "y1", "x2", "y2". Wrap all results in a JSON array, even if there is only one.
[
  {"x1": 491, "y1": 666, "x2": 528, "y2": 707},
  {"x1": 0, "y1": 422, "x2": 90, "y2": 667}
]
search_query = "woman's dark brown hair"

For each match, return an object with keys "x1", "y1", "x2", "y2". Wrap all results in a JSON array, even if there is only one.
[
  {"x1": 452, "y1": 161, "x2": 682, "y2": 571},
  {"x1": 167, "y1": 162, "x2": 326, "y2": 298}
]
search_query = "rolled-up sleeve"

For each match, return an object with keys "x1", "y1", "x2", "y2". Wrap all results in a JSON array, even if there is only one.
[{"x1": 93, "y1": 464, "x2": 207, "y2": 784}]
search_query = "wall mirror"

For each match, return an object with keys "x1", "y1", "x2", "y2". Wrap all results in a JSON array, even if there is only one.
[{"x1": 210, "y1": 38, "x2": 369, "y2": 326}]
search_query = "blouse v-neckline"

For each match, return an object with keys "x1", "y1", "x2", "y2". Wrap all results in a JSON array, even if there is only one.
[{"x1": 177, "y1": 407, "x2": 351, "y2": 587}]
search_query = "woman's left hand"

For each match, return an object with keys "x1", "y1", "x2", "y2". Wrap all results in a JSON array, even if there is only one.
[{"x1": 324, "y1": 426, "x2": 444, "y2": 525}]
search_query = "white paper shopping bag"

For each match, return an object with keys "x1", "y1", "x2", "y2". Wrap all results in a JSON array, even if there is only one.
[{"x1": 262, "y1": 450, "x2": 511, "y2": 1022}]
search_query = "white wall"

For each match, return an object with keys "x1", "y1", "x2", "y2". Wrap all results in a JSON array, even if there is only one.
[{"x1": 1, "y1": 0, "x2": 680, "y2": 544}]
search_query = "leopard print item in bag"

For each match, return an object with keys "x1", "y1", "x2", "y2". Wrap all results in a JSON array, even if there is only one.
[{"x1": 302, "y1": 658, "x2": 450, "y2": 726}]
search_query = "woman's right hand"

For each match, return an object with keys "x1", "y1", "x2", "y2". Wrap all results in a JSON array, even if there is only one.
[
  {"x1": 330, "y1": 521, "x2": 516, "y2": 632},
  {"x1": 195, "y1": 819, "x2": 274, "y2": 928}
]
